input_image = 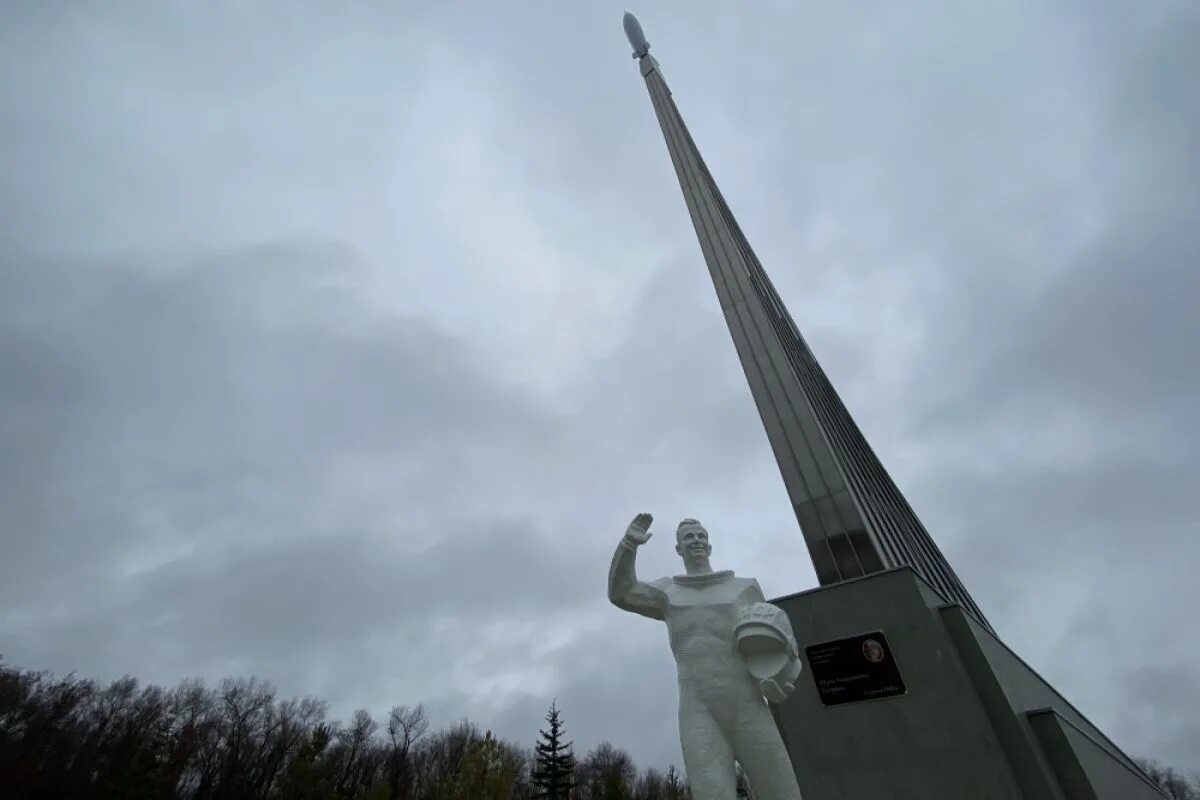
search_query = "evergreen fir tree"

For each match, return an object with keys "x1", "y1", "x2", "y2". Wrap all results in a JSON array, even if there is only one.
[{"x1": 531, "y1": 700, "x2": 575, "y2": 800}]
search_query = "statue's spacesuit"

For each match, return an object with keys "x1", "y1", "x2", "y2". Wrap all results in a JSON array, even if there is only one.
[{"x1": 608, "y1": 515, "x2": 803, "y2": 800}]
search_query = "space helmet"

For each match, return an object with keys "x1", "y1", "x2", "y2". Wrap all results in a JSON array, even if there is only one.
[{"x1": 734, "y1": 602, "x2": 802, "y2": 704}]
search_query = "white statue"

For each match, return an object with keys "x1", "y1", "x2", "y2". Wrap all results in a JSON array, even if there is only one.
[{"x1": 608, "y1": 513, "x2": 804, "y2": 800}]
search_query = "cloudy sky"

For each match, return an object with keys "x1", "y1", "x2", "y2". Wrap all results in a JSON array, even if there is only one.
[{"x1": 2, "y1": 0, "x2": 1197, "y2": 774}]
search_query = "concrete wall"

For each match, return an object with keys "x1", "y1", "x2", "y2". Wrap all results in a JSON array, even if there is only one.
[
  {"x1": 772, "y1": 568, "x2": 1163, "y2": 800},
  {"x1": 960, "y1": 613, "x2": 1141, "y2": 775},
  {"x1": 1027, "y1": 709, "x2": 1166, "y2": 800},
  {"x1": 944, "y1": 609, "x2": 1164, "y2": 798},
  {"x1": 773, "y1": 569, "x2": 1024, "y2": 799}
]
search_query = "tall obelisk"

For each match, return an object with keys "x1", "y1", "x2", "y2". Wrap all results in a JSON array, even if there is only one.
[
  {"x1": 622, "y1": 12, "x2": 990, "y2": 631},
  {"x1": 618, "y1": 15, "x2": 1175, "y2": 799}
]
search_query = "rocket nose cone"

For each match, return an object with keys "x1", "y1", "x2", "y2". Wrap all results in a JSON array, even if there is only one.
[{"x1": 623, "y1": 12, "x2": 649, "y2": 57}]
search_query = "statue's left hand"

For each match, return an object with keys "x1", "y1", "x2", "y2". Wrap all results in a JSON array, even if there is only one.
[{"x1": 759, "y1": 678, "x2": 796, "y2": 704}]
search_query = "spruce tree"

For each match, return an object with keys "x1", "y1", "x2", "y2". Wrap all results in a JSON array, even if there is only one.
[{"x1": 531, "y1": 700, "x2": 576, "y2": 800}]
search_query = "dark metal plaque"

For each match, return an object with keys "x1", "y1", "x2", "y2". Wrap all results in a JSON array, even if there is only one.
[{"x1": 805, "y1": 631, "x2": 906, "y2": 706}]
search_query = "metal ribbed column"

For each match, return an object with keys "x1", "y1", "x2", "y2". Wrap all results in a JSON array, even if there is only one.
[{"x1": 629, "y1": 37, "x2": 991, "y2": 632}]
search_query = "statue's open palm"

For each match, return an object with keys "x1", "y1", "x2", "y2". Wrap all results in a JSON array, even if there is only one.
[{"x1": 626, "y1": 512, "x2": 654, "y2": 545}]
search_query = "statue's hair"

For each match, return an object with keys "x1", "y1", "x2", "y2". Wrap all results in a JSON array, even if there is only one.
[{"x1": 676, "y1": 518, "x2": 706, "y2": 542}]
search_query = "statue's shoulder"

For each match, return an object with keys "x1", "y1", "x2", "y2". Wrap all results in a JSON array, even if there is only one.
[
  {"x1": 733, "y1": 576, "x2": 766, "y2": 599},
  {"x1": 648, "y1": 576, "x2": 672, "y2": 592}
]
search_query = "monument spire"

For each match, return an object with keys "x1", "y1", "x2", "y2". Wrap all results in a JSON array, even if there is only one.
[{"x1": 623, "y1": 12, "x2": 991, "y2": 631}]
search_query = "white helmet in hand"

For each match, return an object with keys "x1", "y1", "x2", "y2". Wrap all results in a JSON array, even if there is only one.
[{"x1": 734, "y1": 602, "x2": 802, "y2": 703}]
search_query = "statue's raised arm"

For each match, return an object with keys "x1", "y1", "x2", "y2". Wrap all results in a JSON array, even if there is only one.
[{"x1": 608, "y1": 512, "x2": 668, "y2": 620}]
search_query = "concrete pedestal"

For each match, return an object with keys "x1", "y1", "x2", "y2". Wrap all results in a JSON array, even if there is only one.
[{"x1": 771, "y1": 569, "x2": 1164, "y2": 799}]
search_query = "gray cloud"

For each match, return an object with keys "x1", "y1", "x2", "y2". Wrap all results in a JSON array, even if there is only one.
[{"x1": 2, "y1": 0, "x2": 1198, "y2": 775}]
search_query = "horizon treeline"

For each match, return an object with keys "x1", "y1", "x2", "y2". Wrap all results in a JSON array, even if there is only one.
[
  {"x1": 0, "y1": 658, "x2": 697, "y2": 800},
  {"x1": 2, "y1": 658, "x2": 1197, "y2": 799}
]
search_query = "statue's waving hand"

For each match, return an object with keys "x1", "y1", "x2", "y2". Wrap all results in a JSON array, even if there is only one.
[{"x1": 625, "y1": 512, "x2": 654, "y2": 546}]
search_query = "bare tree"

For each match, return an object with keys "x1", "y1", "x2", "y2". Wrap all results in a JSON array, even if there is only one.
[
  {"x1": 662, "y1": 765, "x2": 689, "y2": 800},
  {"x1": 386, "y1": 703, "x2": 428, "y2": 800},
  {"x1": 1136, "y1": 758, "x2": 1200, "y2": 800},
  {"x1": 440, "y1": 730, "x2": 525, "y2": 800},
  {"x1": 411, "y1": 718, "x2": 480, "y2": 800},
  {"x1": 635, "y1": 766, "x2": 665, "y2": 800},
  {"x1": 333, "y1": 708, "x2": 379, "y2": 796},
  {"x1": 579, "y1": 741, "x2": 636, "y2": 800}
]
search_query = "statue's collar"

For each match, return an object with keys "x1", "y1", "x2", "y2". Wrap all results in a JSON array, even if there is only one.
[{"x1": 672, "y1": 570, "x2": 734, "y2": 587}]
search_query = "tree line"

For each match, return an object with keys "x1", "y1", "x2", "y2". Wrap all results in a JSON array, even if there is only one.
[
  {"x1": 2, "y1": 657, "x2": 1195, "y2": 799},
  {"x1": 1135, "y1": 759, "x2": 1200, "y2": 800},
  {"x1": 0, "y1": 658, "x2": 695, "y2": 800}
]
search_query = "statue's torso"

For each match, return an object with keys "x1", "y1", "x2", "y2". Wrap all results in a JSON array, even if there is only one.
[{"x1": 654, "y1": 572, "x2": 762, "y2": 707}]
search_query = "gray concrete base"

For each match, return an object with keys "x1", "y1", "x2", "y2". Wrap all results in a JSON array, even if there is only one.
[{"x1": 771, "y1": 569, "x2": 1164, "y2": 799}]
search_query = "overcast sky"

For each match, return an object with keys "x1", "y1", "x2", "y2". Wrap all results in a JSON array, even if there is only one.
[{"x1": 2, "y1": 0, "x2": 1198, "y2": 774}]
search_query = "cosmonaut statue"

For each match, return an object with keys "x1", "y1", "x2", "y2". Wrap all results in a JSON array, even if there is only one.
[{"x1": 608, "y1": 513, "x2": 803, "y2": 799}]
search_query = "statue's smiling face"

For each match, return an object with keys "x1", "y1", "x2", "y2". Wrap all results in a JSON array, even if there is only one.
[{"x1": 675, "y1": 520, "x2": 712, "y2": 559}]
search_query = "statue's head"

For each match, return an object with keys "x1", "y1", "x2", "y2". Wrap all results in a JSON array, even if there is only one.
[{"x1": 675, "y1": 518, "x2": 712, "y2": 561}]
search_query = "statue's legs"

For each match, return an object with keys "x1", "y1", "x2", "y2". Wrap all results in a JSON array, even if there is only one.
[
  {"x1": 731, "y1": 704, "x2": 802, "y2": 800},
  {"x1": 678, "y1": 702, "x2": 736, "y2": 800}
]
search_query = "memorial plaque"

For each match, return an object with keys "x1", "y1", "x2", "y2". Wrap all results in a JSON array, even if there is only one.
[{"x1": 805, "y1": 631, "x2": 906, "y2": 706}]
